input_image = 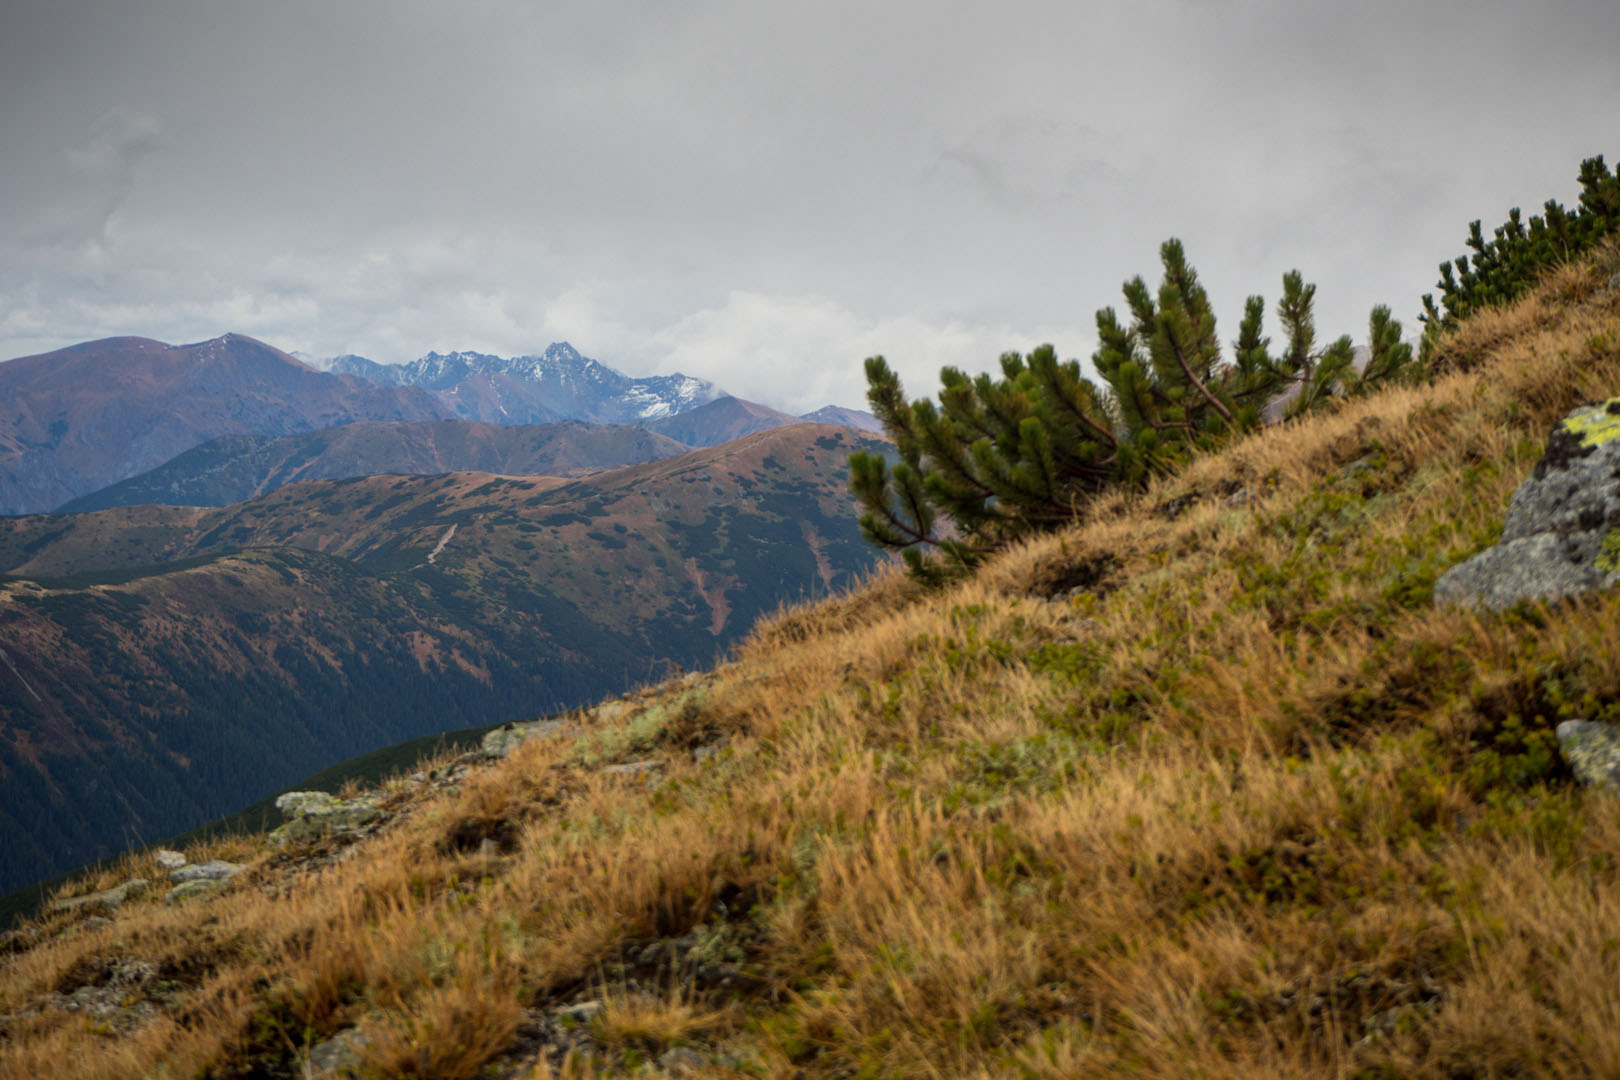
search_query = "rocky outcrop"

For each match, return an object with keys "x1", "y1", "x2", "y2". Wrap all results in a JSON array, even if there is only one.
[
  {"x1": 163, "y1": 860, "x2": 245, "y2": 904},
  {"x1": 270, "y1": 791, "x2": 382, "y2": 847},
  {"x1": 1436, "y1": 397, "x2": 1620, "y2": 609}
]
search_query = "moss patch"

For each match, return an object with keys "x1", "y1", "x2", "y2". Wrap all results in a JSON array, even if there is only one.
[
  {"x1": 1597, "y1": 527, "x2": 1620, "y2": 575},
  {"x1": 1558, "y1": 396, "x2": 1620, "y2": 448}
]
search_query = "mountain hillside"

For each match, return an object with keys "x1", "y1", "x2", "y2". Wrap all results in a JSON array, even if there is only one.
[
  {"x1": 327, "y1": 343, "x2": 720, "y2": 425},
  {"x1": 0, "y1": 424, "x2": 889, "y2": 894},
  {"x1": 645, "y1": 395, "x2": 804, "y2": 447},
  {"x1": 799, "y1": 404, "x2": 884, "y2": 432},
  {"x1": 57, "y1": 420, "x2": 691, "y2": 511},
  {"x1": 4, "y1": 245, "x2": 1619, "y2": 1077},
  {"x1": 0, "y1": 334, "x2": 452, "y2": 515}
]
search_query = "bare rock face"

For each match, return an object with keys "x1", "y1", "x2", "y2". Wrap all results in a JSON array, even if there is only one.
[{"x1": 1436, "y1": 397, "x2": 1620, "y2": 610}]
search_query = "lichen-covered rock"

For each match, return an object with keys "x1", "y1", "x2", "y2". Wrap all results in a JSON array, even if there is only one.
[
  {"x1": 481, "y1": 718, "x2": 575, "y2": 758},
  {"x1": 269, "y1": 791, "x2": 381, "y2": 847},
  {"x1": 169, "y1": 859, "x2": 244, "y2": 884},
  {"x1": 164, "y1": 879, "x2": 227, "y2": 904},
  {"x1": 307, "y1": 1027, "x2": 370, "y2": 1077},
  {"x1": 153, "y1": 849, "x2": 186, "y2": 870},
  {"x1": 50, "y1": 878, "x2": 148, "y2": 914},
  {"x1": 40, "y1": 957, "x2": 158, "y2": 1034},
  {"x1": 1556, "y1": 719, "x2": 1620, "y2": 793},
  {"x1": 1436, "y1": 397, "x2": 1620, "y2": 609},
  {"x1": 275, "y1": 791, "x2": 342, "y2": 817}
]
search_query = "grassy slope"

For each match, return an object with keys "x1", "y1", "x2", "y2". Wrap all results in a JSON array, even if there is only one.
[{"x1": 4, "y1": 249, "x2": 1620, "y2": 1077}]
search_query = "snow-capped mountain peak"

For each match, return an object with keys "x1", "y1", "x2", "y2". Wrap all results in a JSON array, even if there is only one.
[{"x1": 324, "y1": 343, "x2": 722, "y2": 426}]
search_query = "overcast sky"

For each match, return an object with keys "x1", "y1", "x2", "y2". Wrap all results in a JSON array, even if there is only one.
[{"x1": 1, "y1": 0, "x2": 1616, "y2": 413}]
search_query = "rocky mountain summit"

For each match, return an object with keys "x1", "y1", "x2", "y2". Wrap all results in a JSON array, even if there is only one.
[{"x1": 324, "y1": 343, "x2": 721, "y2": 426}]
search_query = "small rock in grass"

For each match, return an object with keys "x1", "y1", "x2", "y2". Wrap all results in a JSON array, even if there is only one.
[
  {"x1": 270, "y1": 791, "x2": 381, "y2": 846},
  {"x1": 307, "y1": 1027, "x2": 370, "y2": 1078},
  {"x1": 554, "y1": 1000, "x2": 603, "y2": 1024},
  {"x1": 51, "y1": 878, "x2": 148, "y2": 914},
  {"x1": 153, "y1": 849, "x2": 186, "y2": 870},
  {"x1": 481, "y1": 719, "x2": 574, "y2": 759},
  {"x1": 164, "y1": 879, "x2": 228, "y2": 904},
  {"x1": 169, "y1": 859, "x2": 244, "y2": 883},
  {"x1": 1557, "y1": 719, "x2": 1620, "y2": 793},
  {"x1": 275, "y1": 791, "x2": 342, "y2": 816}
]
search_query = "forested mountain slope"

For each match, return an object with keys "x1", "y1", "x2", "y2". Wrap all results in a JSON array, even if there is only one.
[{"x1": 0, "y1": 424, "x2": 887, "y2": 893}]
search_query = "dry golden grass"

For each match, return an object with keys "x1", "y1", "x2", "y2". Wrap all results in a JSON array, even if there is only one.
[{"x1": 6, "y1": 247, "x2": 1620, "y2": 1077}]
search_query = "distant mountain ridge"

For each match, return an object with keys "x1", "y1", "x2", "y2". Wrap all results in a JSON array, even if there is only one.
[
  {"x1": 0, "y1": 333, "x2": 883, "y2": 516},
  {"x1": 644, "y1": 396, "x2": 804, "y2": 447},
  {"x1": 324, "y1": 342, "x2": 721, "y2": 425},
  {"x1": 321, "y1": 343, "x2": 884, "y2": 440},
  {"x1": 56, "y1": 420, "x2": 691, "y2": 512},
  {"x1": 0, "y1": 334, "x2": 452, "y2": 516}
]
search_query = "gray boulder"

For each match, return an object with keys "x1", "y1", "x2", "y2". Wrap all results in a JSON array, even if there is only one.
[
  {"x1": 1556, "y1": 720, "x2": 1620, "y2": 793},
  {"x1": 307, "y1": 1028, "x2": 370, "y2": 1077},
  {"x1": 1436, "y1": 397, "x2": 1620, "y2": 609},
  {"x1": 481, "y1": 718, "x2": 575, "y2": 759},
  {"x1": 164, "y1": 879, "x2": 228, "y2": 904},
  {"x1": 270, "y1": 790, "x2": 381, "y2": 847},
  {"x1": 169, "y1": 859, "x2": 244, "y2": 884},
  {"x1": 51, "y1": 878, "x2": 148, "y2": 914}
]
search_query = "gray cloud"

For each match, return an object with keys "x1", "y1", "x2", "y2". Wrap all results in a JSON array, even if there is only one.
[{"x1": 2, "y1": 0, "x2": 1618, "y2": 411}]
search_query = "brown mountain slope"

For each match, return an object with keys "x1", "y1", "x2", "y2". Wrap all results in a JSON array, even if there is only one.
[
  {"x1": 57, "y1": 419, "x2": 691, "y2": 512},
  {"x1": 0, "y1": 424, "x2": 891, "y2": 893},
  {"x1": 644, "y1": 395, "x2": 804, "y2": 446},
  {"x1": 798, "y1": 404, "x2": 884, "y2": 432},
  {"x1": 0, "y1": 334, "x2": 453, "y2": 515}
]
